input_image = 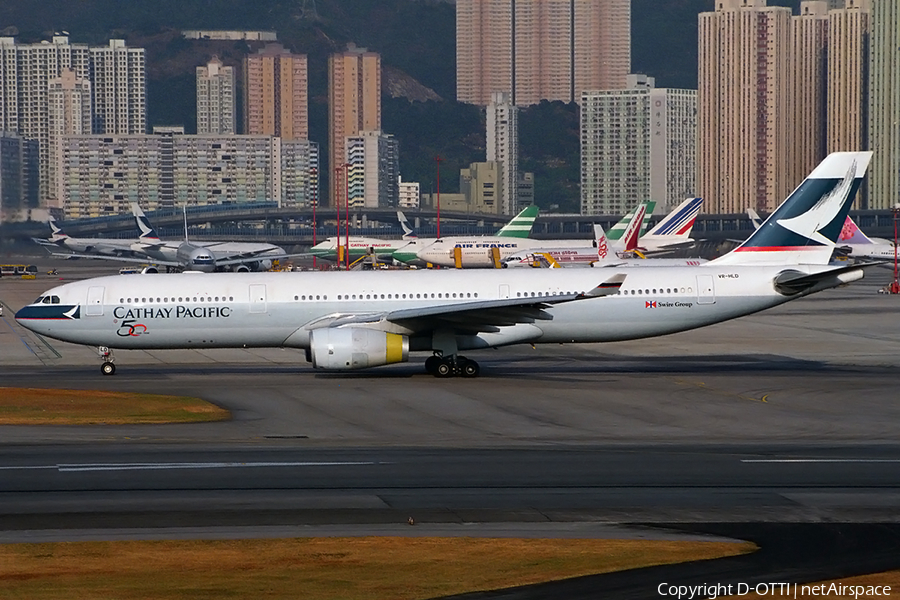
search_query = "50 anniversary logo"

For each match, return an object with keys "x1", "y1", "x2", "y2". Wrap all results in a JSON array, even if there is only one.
[{"x1": 113, "y1": 305, "x2": 232, "y2": 337}]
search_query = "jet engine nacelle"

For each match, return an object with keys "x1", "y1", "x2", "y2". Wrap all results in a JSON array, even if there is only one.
[
  {"x1": 309, "y1": 328, "x2": 409, "y2": 370},
  {"x1": 233, "y1": 264, "x2": 251, "y2": 273}
]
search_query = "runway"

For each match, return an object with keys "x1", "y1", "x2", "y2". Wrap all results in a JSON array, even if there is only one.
[{"x1": 2, "y1": 258, "x2": 900, "y2": 596}]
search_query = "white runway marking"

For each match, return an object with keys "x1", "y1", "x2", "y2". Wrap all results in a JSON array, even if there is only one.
[
  {"x1": 741, "y1": 459, "x2": 900, "y2": 464},
  {"x1": 0, "y1": 461, "x2": 376, "y2": 472}
]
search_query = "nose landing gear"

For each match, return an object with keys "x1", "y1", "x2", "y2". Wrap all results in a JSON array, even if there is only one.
[{"x1": 98, "y1": 346, "x2": 116, "y2": 376}]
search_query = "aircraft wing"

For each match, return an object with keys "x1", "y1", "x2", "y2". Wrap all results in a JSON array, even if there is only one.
[
  {"x1": 48, "y1": 251, "x2": 182, "y2": 267},
  {"x1": 213, "y1": 251, "x2": 315, "y2": 267},
  {"x1": 33, "y1": 238, "x2": 63, "y2": 248},
  {"x1": 303, "y1": 274, "x2": 627, "y2": 335}
]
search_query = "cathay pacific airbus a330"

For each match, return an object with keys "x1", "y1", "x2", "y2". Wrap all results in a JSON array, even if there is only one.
[{"x1": 17, "y1": 152, "x2": 873, "y2": 378}]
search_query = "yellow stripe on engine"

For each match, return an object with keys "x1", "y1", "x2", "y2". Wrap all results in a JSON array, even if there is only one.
[{"x1": 385, "y1": 333, "x2": 404, "y2": 364}]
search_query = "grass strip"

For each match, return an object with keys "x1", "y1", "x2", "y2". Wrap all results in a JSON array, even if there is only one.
[
  {"x1": 0, "y1": 387, "x2": 230, "y2": 425},
  {"x1": 0, "y1": 537, "x2": 754, "y2": 600}
]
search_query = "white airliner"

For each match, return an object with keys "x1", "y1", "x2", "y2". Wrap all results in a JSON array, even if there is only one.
[
  {"x1": 50, "y1": 204, "x2": 290, "y2": 272},
  {"x1": 16, "y1": 152, "x2": 873, "y2": 378},
  {"x1": 634, "y1": 197, "x2": 703, "y2": 254},
  {"x1": 503, "y1": 211, "x2": 706, "y2": 269},
  {"x1": 32, "y1": 216, "x2": 149, "y2": 258}
]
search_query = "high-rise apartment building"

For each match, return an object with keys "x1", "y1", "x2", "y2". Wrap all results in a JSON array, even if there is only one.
[
  {"x1": 698, "y1": 0, "x2": 792, "y2": 214},
  {"x1": 828, "y1": 0, "x2": 871, "y2": 155},
  {"x1": 398, "y1": 177, "x2": 420, "y2": 209},
  {"x1": 243, "y1": 44, "x2": 308, "y2": 140},
  {"x1": 48, "y1": 69, "x2": 92, "y2": 208},
  {"x1": 328, "y1": 46, "x2": 381, "y2": 207},
  {"x1": 89, "y1": 39, "x2": 145, "y2": 135},
  {"x1": 345, "y1": 130, "x2": 398, "y2": 209},
  {"x1": 0, "y1": 132, "x2": 39, "y2": 221},
  {"x1": 581, "y1": 75, "x2": 697, "y2": 216},
  {"x1": 61, "y1": 132, "x2": 318, "y2": 218},
  {"x1": 0, "y1": 36, "x2": 144, "y2": 206},
  {"x1": 486, "y1": 92, "x2": 519, "y2": 215},
  {"x1": 869, "y1": 0, "x2": 900, "y2": 210},
  {"x1": 456, "y1": 0, "x2": 630, "y2": 106},
  {"x1": 197, "y1": 57, "x2": 235, "y2": 134},
  {"x1": 789, "y1": 2, "x2": 828, "y2": 186}
]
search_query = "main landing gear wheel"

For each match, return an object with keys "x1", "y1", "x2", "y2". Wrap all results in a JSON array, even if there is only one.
[
  {"x1": 427, "y1": 355, "x2": 480, "y2": 378},
  {"x1": 101, "y1": 362, "x2": 116, "y2": 376},
  {"x1": 425, "y1": 355, "x2": 441, "y2": 375}
]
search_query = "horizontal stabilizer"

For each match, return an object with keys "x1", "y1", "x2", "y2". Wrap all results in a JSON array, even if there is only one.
[
  {"x1": 582, "y1": 274, "x2": 627, "y2": 298},
  {"x1": 773, "y1": 264, "x2": 872, "y2": 295}
]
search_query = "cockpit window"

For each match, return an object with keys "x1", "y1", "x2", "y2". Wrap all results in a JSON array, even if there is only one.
[
  {"x1": 42, "y1": 296, "x2": 52, "y2": 304},
  {"x1": 33, "y1": 296, "x2": 44, "y2": 304},
  {"x1": 51, "y1": 296, "x2": 60, "y2": 304}
]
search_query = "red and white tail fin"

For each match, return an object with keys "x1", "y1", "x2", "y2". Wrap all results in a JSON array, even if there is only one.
[
  {"x1": 593, "y1": 223, "x2": 610, "y2": 261},
  {"x1": 614, "y1": 204, "x2": 646, "y2": 253}
]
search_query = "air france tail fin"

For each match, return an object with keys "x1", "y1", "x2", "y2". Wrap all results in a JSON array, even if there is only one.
[
  {"x1": 838, "y1": 216, "x2": 875, "y2": 245},
  {"x1": 607, "y1": 201, "x2": 655, "y2": 241},
  {"x1": 397, "y1": 211, "x2": 418, "y2": 239},
  {"x1": 496, "y1": 205, "x2": 539, "y2": 238},
  {"x1": 711, "y1": 152, "x2": 873, "y2": 266},
  {"x1": 646, "y1": 197, "x2": 703, "y2": 237},
  {"x1": 131, "y1": 203, "x2": 160, "y2": 241}
]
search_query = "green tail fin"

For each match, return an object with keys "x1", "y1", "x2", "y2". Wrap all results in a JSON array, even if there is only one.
[
  {"x1": 606, "y1": 201, "x2": 655, "y2": 241},
  {"x1": 496, "y1": 205, "x2": 539, "y2": 238}
]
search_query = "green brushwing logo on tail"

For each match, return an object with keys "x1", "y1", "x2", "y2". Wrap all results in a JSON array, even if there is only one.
[{"x1": 496, "y1": 205, "x2": 539, "y2": 238}]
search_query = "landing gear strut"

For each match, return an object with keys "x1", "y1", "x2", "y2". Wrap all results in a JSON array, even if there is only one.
[{"x1": 99, "y1": 346, "x2": 116, "y2": 376}]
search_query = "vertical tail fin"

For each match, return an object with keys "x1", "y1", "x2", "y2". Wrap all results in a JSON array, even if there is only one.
[
  {"x1": 747, "y1": 208, "x2": 763, "y2": 230},
  {"x1": 496, "y1": 205, "x2": 539, "y2": 238},
  {"x1": 712, "y1": 152, "x2": 873, "y2": 266},
  {"x1": 47, "y1": 216, "x2": 67, "y2": 240},
  {"x1": 608, "y1": 204, "x2": 646, "y2": 253},
  {"x1": 131, "y1": 203, "x2": 160, "y2": 241},
  {"x1": 646, "y1": 197, "x2": 703, "y2": 237},
  {"x1": 593, "y1": 223, "x2": 610, "y2": 260},
  {"x1": 607, "y1": 201, "x2": 655, "y2": 241},
  {"x1": 838, "y1": 216, "x2": 875, "y2": 245},
  {"x1": 397, "y1": 210, "x2": 417, "y2": 239}
]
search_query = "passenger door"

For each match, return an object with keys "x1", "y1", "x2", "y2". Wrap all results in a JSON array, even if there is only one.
[
  {"x1": 696, "y1": 275, "x2": 716, "y2": 305},
  {"x1": 249, "y1": 284, "x2": 267, "y2": 314},
  {"x1": 86, "y1": 286, "x2": 104, "y2": 316}
]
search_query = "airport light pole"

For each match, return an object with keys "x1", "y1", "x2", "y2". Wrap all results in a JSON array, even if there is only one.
[
  {"x1": 312, "y1": 168, "x2": 318, "y2": 269},
  {"x1": 342, "y1": 163, "x2": 351, "y2": 271},
  {"x1": 435, "y1": 155, "x2": 442, "y2": 238},
  {"x1": 892, "y1": 205, "x2": 900, "y2": 294},
  {"x1": 334, "y1": 164, "x2": 344, "y2": 267}
]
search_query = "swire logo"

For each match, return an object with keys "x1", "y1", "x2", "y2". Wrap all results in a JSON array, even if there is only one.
[{"x1": 645, "y1": 301, "x2": 657, "y2": 309}]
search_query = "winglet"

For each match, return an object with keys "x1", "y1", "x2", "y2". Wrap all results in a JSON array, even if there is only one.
[{"x1": 581, "y1": 274, "x2": 627, "y2": 298}]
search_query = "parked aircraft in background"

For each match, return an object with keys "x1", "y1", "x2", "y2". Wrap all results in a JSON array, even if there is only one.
[
  {"x1": 44, "y1": 205, "x2": 291, "y2": 272},
  {"x1": 633, "y1": 197, "x2": 703, "y2": 254},
  {"x1": 835, "y1": 216, "x2": 897, "y2": 260},
  {"x1": 503, "y1": 209, "x2": 706, "y2": 269},
  {"x1": 391, "y1": 205, "x2": 540, "y2": 267},
  {"x1": 16, "y1": 152, "x2": 875, "y2": 378},
  {"x1": 32, "y1": 216, "x2": 150, "y2": 258}
]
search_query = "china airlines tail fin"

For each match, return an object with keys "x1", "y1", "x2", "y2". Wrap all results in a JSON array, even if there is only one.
[
  {"x1": 645, "y1": 197, "x2": 703, "y2": 238},
  {"x1": 711, "y1": 152, "x2": 873, "y2": 266},
  {"x1": 495, "y1": 205, "x2": 539, "y2": 238},
  {"x1": 131, "y1": 203, "x2": 161, "y2": 242},
  {"x1": 837, "y1": 216, "x2": 875, "y2": 245},
  {"x1": 607, "y1": 201, "x2": 655, "y2": 241},
  {"x1": 397, "y1": 211, "x2": 418, "y2": 240}
]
